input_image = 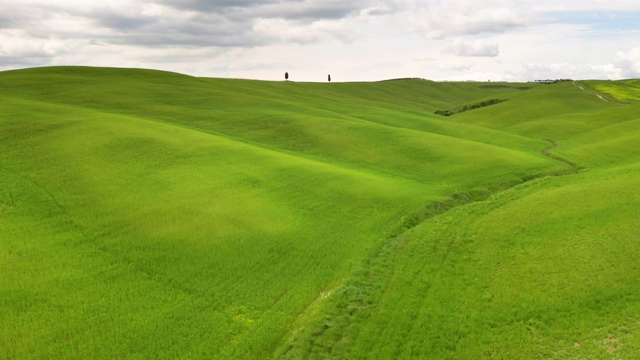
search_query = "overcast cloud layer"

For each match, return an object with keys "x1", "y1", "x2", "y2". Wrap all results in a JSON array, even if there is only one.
[{"x1": 1, "y1": 0, "x2": 639, "y2": 81}]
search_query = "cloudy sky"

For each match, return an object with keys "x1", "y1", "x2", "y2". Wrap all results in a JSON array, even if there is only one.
[{"x1": 1, "y1": 0, "x2": 639, "y2": 81}]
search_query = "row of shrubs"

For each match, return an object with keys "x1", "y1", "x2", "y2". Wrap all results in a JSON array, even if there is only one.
[
  {"x1": 533, "y1": 79, "x2": 573, "y2": 84},
  {"x1": 435, "y1": 98, "x2": 506, "y2": 116}
]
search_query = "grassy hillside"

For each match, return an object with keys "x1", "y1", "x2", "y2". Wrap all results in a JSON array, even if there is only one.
[
  {"x1": 278, "y1": 80, "x2": 640, "y2": 359},
  {"x1": 1, "y1": 67, "x2": 638, "y2": 359}
]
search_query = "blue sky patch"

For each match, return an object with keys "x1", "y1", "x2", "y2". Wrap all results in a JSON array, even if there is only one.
[{"x1": 543, "y1": 11, "x2": 640, "y2": 33}]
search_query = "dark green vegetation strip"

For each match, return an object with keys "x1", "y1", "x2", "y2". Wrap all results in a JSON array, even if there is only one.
[
  {"x1": 435, "y1": 98, "x2": 507, "y2": 116},
  {"x1": 1, "y1": 67, "x2": 640, "y2": 359}
]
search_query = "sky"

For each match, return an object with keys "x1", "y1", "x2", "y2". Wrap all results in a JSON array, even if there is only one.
[{"x1": 1, "y1": 0, "x2": 639, "y2": 82}]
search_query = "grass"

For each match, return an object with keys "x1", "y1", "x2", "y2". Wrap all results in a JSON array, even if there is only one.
[
  {"x1": 0, "y1": 96, "x2": 433, "y2": 359},
  {"x1": 282, "y1": 163, "x2": 640, "y2": 359},
  {"x1": 1, "y1": 66, "x2": 639, "y2": 359},
  {"x1": 586, "y1": 79, "x2": 640, "y2": 103},
  {"x1": 277, "y1": 79, "x2": 640, "y2": 359}
]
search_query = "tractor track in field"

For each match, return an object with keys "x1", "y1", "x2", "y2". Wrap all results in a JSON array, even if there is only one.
[
  {"x1": 541, "y1": 138, "x2": 583, "y2": 171},
  {"x1": 574, "y1": 81, "x2": 625, "y2": 106},
  {"x1": 276, "y1": 138, "x2": 582, "y2": 358}
]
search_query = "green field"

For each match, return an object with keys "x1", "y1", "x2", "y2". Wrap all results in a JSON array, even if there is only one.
[{"x1": 1, "y1": 67, "x2": 639, "y2": 359}]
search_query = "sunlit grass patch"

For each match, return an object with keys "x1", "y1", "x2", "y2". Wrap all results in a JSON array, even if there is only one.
[{"x1": 588, "y1": 79, "x2": 640, "y2": 103}]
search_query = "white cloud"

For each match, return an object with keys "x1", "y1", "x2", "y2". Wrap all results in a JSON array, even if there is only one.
[
  {"x1": 439, "y1": 61, "x2": 473, "y2": 72},
  {"x1": 252, "y1": 17, "x2": 359, "y2": 45},
  {"x1": 531, "y1": 0, "x2": 640, "y2": 12},
  {"x1": 384, "y1": 0, "x2": 530, "y2": 39},
  {"x1": 0, "y1": 0, "x2": 638, "y2": 81},
  {"x1": 616, "y1": 47, "x2": 640, "y2": 79},
  {"x1": 445, "y1": 38, "x2": 499, "y2": 57},
  {"x1": 520, "y1": 62, "x2": 622, "y2": 80}
]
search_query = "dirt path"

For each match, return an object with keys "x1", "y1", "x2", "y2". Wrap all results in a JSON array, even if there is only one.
[{"x1": 573, "y1": 81, "x2": 625, "y2": 106}]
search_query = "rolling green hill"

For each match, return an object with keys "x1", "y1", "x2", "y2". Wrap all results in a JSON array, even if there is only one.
[{"x1": 1, "y1": 67, "x2": 638, "y2": 359}]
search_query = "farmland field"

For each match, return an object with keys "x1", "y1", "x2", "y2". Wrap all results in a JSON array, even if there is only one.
[{"x1": 1, "y1": 67, "x2": 639, "y2": 359}]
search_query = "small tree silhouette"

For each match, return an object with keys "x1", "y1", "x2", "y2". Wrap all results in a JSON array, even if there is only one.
[
  {"x1": 328, "y1": 74, "x2": 331, "y2": 82},
  {"x1": 285, "y1": 72, "x2": 289, "y2": 80}
]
